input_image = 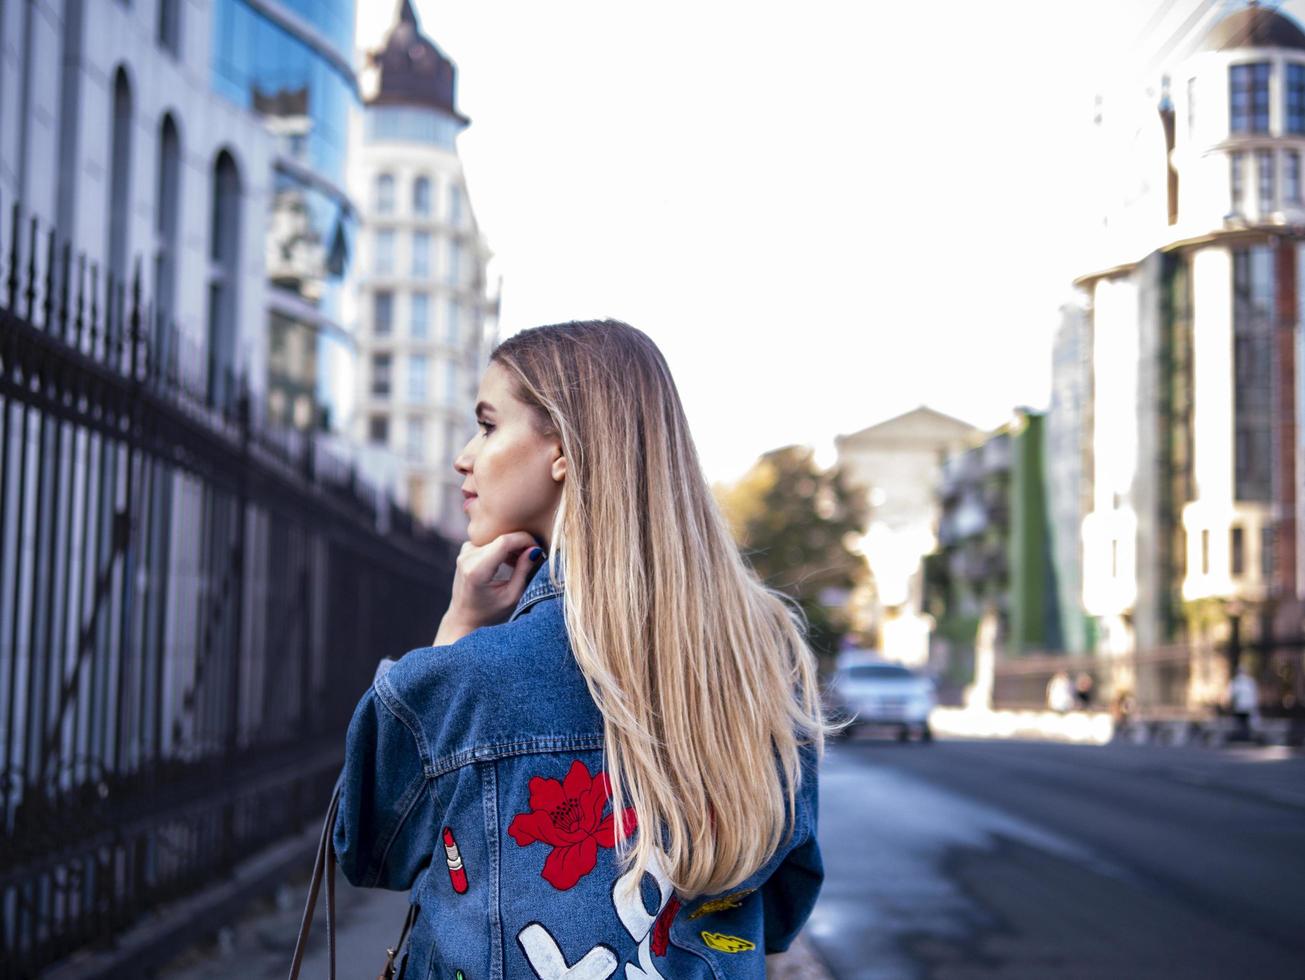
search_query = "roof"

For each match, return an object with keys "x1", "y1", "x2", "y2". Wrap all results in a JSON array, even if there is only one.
[
  {"x1": 368, "y1": 0, "x2": 469, "y2": 122},
  {"x1": 836, "y1": 406, "x2": 982, "y2": 448},
  {"x1": 1202, "y1": 5, "x2": 1305, "y2": 52}
]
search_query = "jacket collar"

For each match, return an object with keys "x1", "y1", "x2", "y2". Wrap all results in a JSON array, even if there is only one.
[{"x1": 510, "y1": 552, "x2": 565, "y2": 621}]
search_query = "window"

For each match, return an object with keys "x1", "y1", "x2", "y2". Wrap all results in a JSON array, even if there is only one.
[
  {"x1": 443, "y1": 360, "x2": 458, "y2": 406},
  {"x1": 1289, "y1": 64, "x2": 1305, "y2": 134},
  {"x1": 1258, "y1": 149, "x2": 1275, "y2": 213},
  {"x1": 375, "y1": 173, "x2": 395, "y2": 214},
  {"x1": 445, "y1": 419, "x2": 463, "y2": 463},
  {"x1": 409, "y1": 354, "x2": 427, "y2": 401},
  {"x1": 1288, "y1": 152, "x2": 1302, "y2": 205},
  {"x1": 207, "y1": 149, "x2": 241, "y2": 412},
  {"x1": 447, "y1": 239, "x2": 462, "y2": 287},
  {"x1": 1232, "y1": 247, "x2": 1274, "y2": 502},
  {"x1": 410, "y1": 291, "x2": 429, "y2": 338},
  {"x1": 413, "y1": 176, "x2": 432, "y2": 215},
  {"x1": 1230, "y1": 62, "x2": 1270, "y2": 134},
  {"x1": 1262, "y1": 525, "x2": 1275, "y2": 579},
  {"x1": 406, "y1": 416, "x2": 424, "y2": 461},
  {"x1": 109, "y1": 68, "x2": 133, "y2": 285},
  {"x1": 412, "y1": 231, "x2": 430, "y2": 277},
  {"x1": 445, "y1": 298, "x2": 460, "y2": 345},
  {"x1": 154, "y1": 114, "x2": 181, "y2": 357},
  {"x1": 371, "y1": 353, "x2": 391, "y2": 397},
  {"x1": 374, "y1": 229, "x2": 394, "y2": 274},
  {"x1": 1230, "y1": 151, "x2": 1245, "y2": 212},
  {"x1": 1231, "y1": 526, "x2": 1245, "y2": 576},
  {"x1": 448, "y1": 183, "x2": 463, "y2": 226},
  {"x1": 157, "y1": 0, "x2": 181, "y2": 56},
  {"x1": 368, "y1": 414, "x2": 389, "y2": 445},
  {"x1": 374, "y1": 290, "x2": 394, "y2": 335}
]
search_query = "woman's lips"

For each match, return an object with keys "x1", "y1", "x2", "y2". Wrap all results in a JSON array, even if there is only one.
[{"x1": 463, "y1": 495, "x2": 477, "y2": 511}]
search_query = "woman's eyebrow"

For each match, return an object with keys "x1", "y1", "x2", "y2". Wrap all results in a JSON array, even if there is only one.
[{"x1": 475, "y1": 401, "x2": 496, "y2": 415}]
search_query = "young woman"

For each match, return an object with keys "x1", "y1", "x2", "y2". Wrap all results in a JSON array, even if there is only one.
[{"x1": 333, "y1": 320, "x2": 827, "y2": 978}]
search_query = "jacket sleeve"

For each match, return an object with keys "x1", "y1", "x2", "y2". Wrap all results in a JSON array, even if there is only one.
[
  {"x1": 332, "y1": 679, "x2": 437, "y2": 890},
  {"x1": 760, "y1": 753, "x2": 824, "y2": 953}
]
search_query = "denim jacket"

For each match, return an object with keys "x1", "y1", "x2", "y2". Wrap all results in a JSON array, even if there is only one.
[{"x1": 333, "y1": 557, "x2": 823, "y2": 980}]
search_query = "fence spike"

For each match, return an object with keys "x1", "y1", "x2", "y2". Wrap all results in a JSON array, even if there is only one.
[
  {"x1": 130, "y1": 257, "x2": 142, "y2": 380},
  {"x1": 59, "y1": 241, "x2": 72, "y2": 341},
  {"x1": 42, "y1": 225, "x2": 56, "y2": 330},
  {"x1": 6, "y1": 200, "x2": 19, "y2": 311},
  {"x1": 24, "y1": 214, "x2": 38, "y2": 321},
  {"x1": 75, "y1": 254, "x2": 86, "y2": 350}
]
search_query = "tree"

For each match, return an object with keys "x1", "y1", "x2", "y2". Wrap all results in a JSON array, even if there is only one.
[{"x1": 714, "y1": 445, "x2": 871, "y2": 664}]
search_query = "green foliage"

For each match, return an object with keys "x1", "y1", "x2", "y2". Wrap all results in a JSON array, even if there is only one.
[{"x1": 714, "y1": 445, "x2": 870, "y2": 661}]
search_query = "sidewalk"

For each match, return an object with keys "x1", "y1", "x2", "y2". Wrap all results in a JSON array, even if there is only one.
[{"x1": 159, "y1": 872, "x2": 836, "y2": 979}]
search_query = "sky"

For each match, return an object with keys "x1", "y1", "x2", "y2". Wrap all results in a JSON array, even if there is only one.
[{"x1": 355, "y1": 0, "x2": 1274, "y2": 485}]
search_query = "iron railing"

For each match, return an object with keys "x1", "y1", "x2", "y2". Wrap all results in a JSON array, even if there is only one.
[{"x1": 0, "y1": 194, "x2": 455, "y2": 977}]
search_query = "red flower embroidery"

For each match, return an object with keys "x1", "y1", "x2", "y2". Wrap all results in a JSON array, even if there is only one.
[{"x1": 507, "y1": 760, "x2": 637, "y2": 890}]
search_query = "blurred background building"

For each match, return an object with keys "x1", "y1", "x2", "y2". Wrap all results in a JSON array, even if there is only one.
[
  {"x1": 836, "y1": 408, "x2": 980, "y2": 667},
  {"x1": 210, "y1": 0, "x2": 360, "y2": 433},
  {"x1": 1069, "y1": 2, "x2": 1305, "y2": 703},
  {"x1": 0, "y1": 0, "x2": 278, "y2": 409},
  {"x1": 350, "y1": 0, "x2": 498, "y2": 534}
]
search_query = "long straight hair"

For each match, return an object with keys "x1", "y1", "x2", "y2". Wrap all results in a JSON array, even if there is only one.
[{"x1": 491, "y1": 320, "x2": 827, "y2": 898}]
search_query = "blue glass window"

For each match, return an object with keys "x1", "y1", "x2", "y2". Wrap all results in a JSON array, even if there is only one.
[
  {"x1": 1229, "y1": 63, "x2": 1270, "y2": 134},
  {"x1": 374, "y1": 230, "x2": 394, "y2": 275},
  {"x1": 212, "y1": 0, "x2": 357, "y2": 186},
  {"x1": 409, "y1": 355, "x2": 427, "y2": 401},
  {"x1": 413, "y1": 176, "x2": 432, "y2": 215},
  {"x1": 1289, "y1": 64, "x2": 1305, "y2": 134},
  {"x1": 1290, "y1": 151, "x2": 1302, "y2": 204},
  {"x1": 1257, "y1": 149, "x2": 1275, "y2": 213},
  {"x1": 411, "y1": 291, "x2": 429, "y2": 338},
  {"x1": 365, "y1": 106, "x2": 460, "y2": 149},
  {"x1": 374, "y1": 290, "x2": 393, "y2": 335},
  {"x1": 412, "y1": 231, "x2": 431, "y2": 277}
]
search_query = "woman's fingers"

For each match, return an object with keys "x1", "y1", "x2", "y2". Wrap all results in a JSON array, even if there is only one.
[{"x1": 472, "y1": 531, "x2": 539, "y2": 580}]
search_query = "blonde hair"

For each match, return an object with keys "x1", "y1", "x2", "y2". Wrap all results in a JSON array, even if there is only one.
[{"x1": 491, "y1": 320, "x2": 828, "y2": 898}]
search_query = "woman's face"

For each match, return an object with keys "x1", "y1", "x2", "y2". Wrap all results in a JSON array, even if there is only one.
[{"x1": 454, "y1": 361, "x2": 566, "y2": 548}]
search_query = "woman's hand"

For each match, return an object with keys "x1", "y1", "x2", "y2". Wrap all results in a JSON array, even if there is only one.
[{"x1": 433, "y1": 532, "x2": 544, "y2": 645}]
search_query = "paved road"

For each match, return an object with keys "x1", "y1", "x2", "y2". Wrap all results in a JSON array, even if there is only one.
[{"x1": 806, "y1": 735, "x2": 1305, "y2": 979}]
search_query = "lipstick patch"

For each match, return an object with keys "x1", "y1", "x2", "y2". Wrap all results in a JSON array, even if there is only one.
[{"x1": 443, "y1": 826, "x2": 468, "y2": 894}]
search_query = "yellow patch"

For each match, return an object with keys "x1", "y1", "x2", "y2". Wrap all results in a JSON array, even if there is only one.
[
  {"x1": 701, "y1": 931, "x2": 756, "y2": 953},
  {"x1": 687, "y1": 888, "x2": 755, "y2": 920}
]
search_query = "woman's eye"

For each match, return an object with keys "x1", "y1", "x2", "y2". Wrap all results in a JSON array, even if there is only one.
[{"x1": 477, "y1": 420, "x2": 495, "y2": 435}]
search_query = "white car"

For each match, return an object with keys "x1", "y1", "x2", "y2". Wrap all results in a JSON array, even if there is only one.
[{"x1": 829, "y1": 660, "x2": 936, "y2": 742}]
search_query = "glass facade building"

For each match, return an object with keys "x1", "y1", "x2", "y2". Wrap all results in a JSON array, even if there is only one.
[{"x1": 211, "y1": 0, "x2": 359, "y2": 430}]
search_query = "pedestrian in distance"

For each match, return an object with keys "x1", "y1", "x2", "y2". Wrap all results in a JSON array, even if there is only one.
[
  {"x1": 1046, "y1": 671, "x2": 1075, "y2": 714},
  {"x1": 1227, "y1": 664, "x2": 1261, "y2": 743},
  {"x1": 1074, "y1": 671, "x2": 1094, "y2": 710},
  {"x1": 331, "y1": 320, "x2": 828, "y2": 979}
]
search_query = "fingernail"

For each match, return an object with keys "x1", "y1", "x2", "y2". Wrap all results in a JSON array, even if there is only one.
[{"x1": 529, "y1": 547, "x2": 543, "y2": 562}]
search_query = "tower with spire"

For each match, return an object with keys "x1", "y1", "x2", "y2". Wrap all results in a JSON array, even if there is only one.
[{"x1": 350, "y1": 0, "x2": 498, "y2": 535}]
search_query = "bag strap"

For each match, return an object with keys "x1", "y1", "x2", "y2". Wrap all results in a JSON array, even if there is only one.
[
  {"x1": 288, "y1": 785, "x2": 421, "y2": 980},
  {"x1": 288, "y1": 784, "x2": 341, "y2": 980}
]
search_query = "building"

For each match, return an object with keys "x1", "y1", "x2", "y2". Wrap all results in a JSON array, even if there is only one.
[
  {"x1": 0, "y1": 0, "x2": 275, "y2": 406},
  {"x1": 925, "y1": 409, "x2": 1065, "y2": 670},
  {"x1": 835, "y1": 407, "x2": 981, "y2": 667},
  {"x1": 209, "y1": 0, "x2": 361, "y2": 432},
  {"x1": 351, "y1": 1, "x2": 498, "y2": 534},
  {"x1": 1067, "y1": 3, "x2": 1305, "y2": 701}
]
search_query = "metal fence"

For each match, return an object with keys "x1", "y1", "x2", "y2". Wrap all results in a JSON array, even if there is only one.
[{"x1": 0, "y1": 195, "x2": 456, "y2": 978}]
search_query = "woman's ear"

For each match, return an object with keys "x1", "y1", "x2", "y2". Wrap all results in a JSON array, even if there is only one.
[{"x1": 551, "y1": 453, "x2": 567, "y2": 483}]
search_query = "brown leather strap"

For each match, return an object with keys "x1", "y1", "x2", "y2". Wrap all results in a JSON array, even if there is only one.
[
  {"x1": 288, "y1": 785, "x2": 340, "y2": 980},
  {"x1": 289, "y1": 785, "x2": 419, "y2": 980}
]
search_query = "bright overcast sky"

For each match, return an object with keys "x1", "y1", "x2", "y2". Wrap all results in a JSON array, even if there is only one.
[{"x1": 355, "y1": 0, "x2": 1273, "y2": 484}]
